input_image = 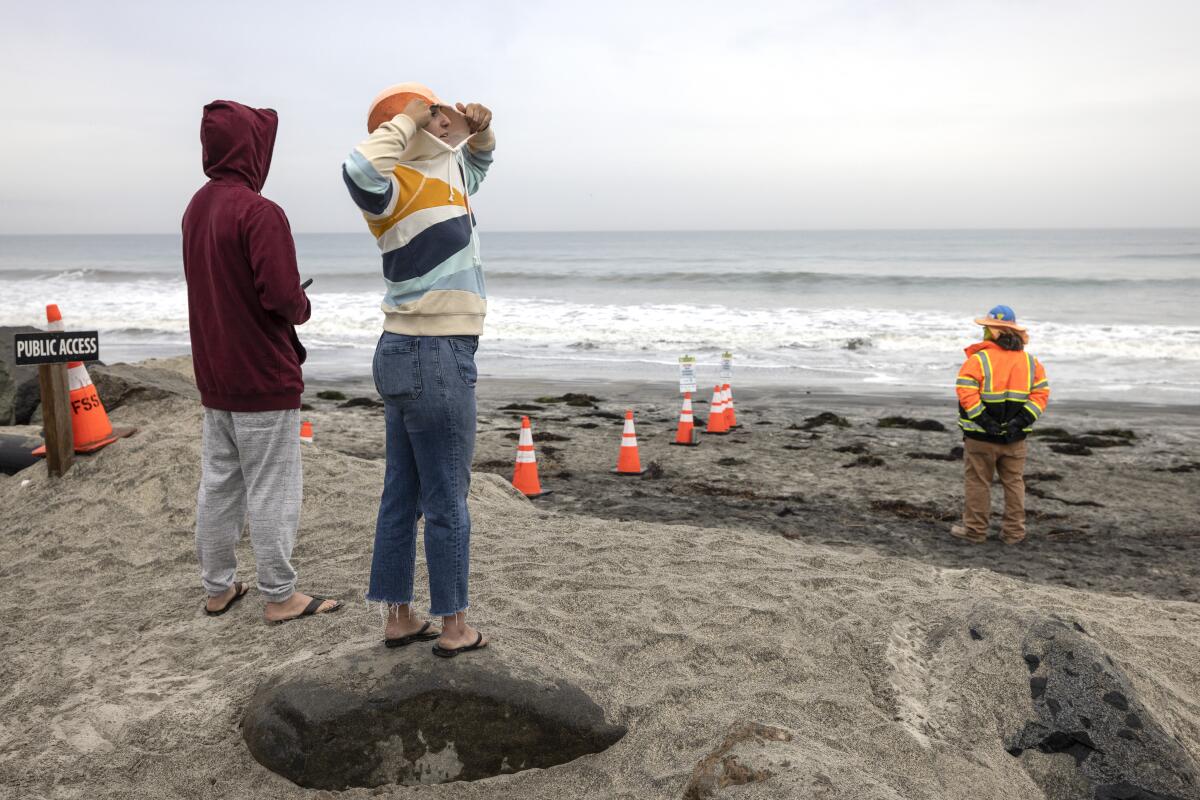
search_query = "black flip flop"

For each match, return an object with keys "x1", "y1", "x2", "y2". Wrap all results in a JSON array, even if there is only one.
[
  {"x1": 384, "y1": 620, "x2": 440, "y2": 648},
  {"x1": 204, "y1": 582, "x2": 249, "y2": 617},
  {"x1": 271, "y1": 596, "x2": 342, "y2": 625},
  {"x1": 432, "y1": 631, "x2": 488, "y2": 659}
]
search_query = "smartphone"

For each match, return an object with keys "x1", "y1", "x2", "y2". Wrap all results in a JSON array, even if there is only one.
[{"x1": 301, "y1": 279, "x2": 313, "y2": 290}]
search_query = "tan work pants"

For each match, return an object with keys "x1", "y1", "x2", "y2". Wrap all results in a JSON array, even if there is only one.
[{"x1": 962, "y1": 437, "x2": 1027, "y2": 543}]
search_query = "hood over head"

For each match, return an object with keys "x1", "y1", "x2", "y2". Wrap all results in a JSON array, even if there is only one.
[{"x1": 201, "y1": 100, "x2": 278, "y2": 191}]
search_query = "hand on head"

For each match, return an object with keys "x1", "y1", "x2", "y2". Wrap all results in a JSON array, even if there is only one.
[
  {"x1": 403, "y1": 98, "x2": 432, "y2": 128},
  {"x1": 455, "y1": 102, "x2": 492, "y2": 133}
]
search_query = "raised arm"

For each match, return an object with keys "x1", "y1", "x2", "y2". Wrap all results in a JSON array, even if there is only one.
[
  {"x1": 341, "y1": 100, "x2": 432, "y2": 215},
  {"x1": 457, "y1": 102, "x2": 495, "y2": 195}
]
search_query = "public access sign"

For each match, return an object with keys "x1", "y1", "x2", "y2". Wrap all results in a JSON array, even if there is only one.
[{"x1": 13, "y1": 331, "x2": 100, "y2": 366}]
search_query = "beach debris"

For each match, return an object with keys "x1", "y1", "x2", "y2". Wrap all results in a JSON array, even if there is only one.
[
  {"x1": 789, "y1": 412, "x2": 850, "y2": 431},
  {"x1": 904, "y1": 451, "x2": 959, "y2": 461},
  {"x1": 339, "y1": 396, "x2": 383, "y2": 409},
  {"x1": 299, "y1": 421, "x2": 313, "y2": 444},
  {"x1": 1154, "y1": 461, "x2": 1200, "y2": 473},
  {"x1": 843, "y1": 455, "x2": 886, "y2": 468},
  {"x1": 500, "y1": 403, "x2": 545, "y2": 412},
  {"x1": 511, "y1": 416, "x2": 546, "y2": 498},
  {"x1": 1050, "y1": 443, "x2": 1093, "y2": 457},
  {"x1": 706, "y1": 385, "x2": 730, "y2": 435},
  {"x1": 869, "y1": 499, "x2": 957, "y2": 522},
  {"x1": 535, "y1": 393, "x2": 602, "y2": 407},
  {"x1": 316, "y1": 390, "x2": 346, "y2": 401},
  {"x1": 672, "y1": 392, "x2": 699, "y2": 446},
  {"x1": 242, "y1": 647, "x2": 625, "y2": 790},
  {"x1": 1025, "y1": 486, "x2": 1104, "y2": 507},
  {"x1": 877, "y1": 416, "x2": 947, "y2": 432},
  {"x1": 1033, "y1": 427, "x2": 1133, "y2": 448},
  {"x1": 613, "y1": 410, "x2": 647, "y2": 475},
  {"x1": 682, "y1": 721, "x2": 795, "y2": 800},
  {"x1": 1006, "y1": 618, "x2": 1200, "y2": 799}
]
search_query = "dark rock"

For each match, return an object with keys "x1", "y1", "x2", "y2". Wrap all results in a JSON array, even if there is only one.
[
  {"x1": 877, "y1": 416, "x2": 947, "y2": 432},
  {"x1": 834, "y1": 443, "x2": 870, "y2": 454},
  {"x1": 499, "y1": 403, "x2": 545, "y2": 411},
  {"x1": 339, "y1": 396, "x2": 384, "y2": 409},
  {"x1": 1050, "y1": 443, "x2": 1093, "y2": 456},
  {"x1": 535, "y1": 393, "x2": 602, "y2": 407},
  {"x1": 1026, "y1": 471, "x2": 1063, "y2": 482},
  {"x1": 969, "y1": 627, "x2": 984, "y2": 640},
  {"x1": 575, "y1": 422, "x2": 599, "y2": 429},
  {"x1": 1085, "y1": 428, "x2": 1136, "y2": 440},
  {"x1": 300, "y1": 403, "x2": 314, "y2": 411},
  {"x1": 90, "y1": 363, "x2": 198, "y2": 411},
  {"x1": 316, "y1": 390, "x2": 346, "y2": 401},
  {"x1": 716, "y1": 457, "x2": 746, "y2": 466},
  {"x1": 905, "y1": 451, "x2": 960, "y2": 461},
  {"x1": 242, "y1": 646, "x2": 625, "y2": 790},
  {"x1": 845, "y1": 337, "x2": 872, "y2": 351},
  {"x1": 12, "y1": 377, "x2": 42, "y2": 425},
  {"x1": 842, "y1": 455, "x2": 885, "y2": 468},
  {"x1": 1154, "y1": 462, "x2": 1200, "y2": 474},
  {"x1": 1006, "y1": 619, "x2": 1200, "y2": 800},
  {"x1": 644, "y1": 461, "x2": 665, "y2": 479},
  {"x1": 584, "y1": 410, "x2": 625, "y2": 421},
  {"x1": 789, "y1": 412, "x2": 850, "y2": 431},
  {"x1": 869, "y1": 499, "x2": 957, "y2": 522},
  {"x1": 0, "y1": 326, "x2": 40, "y2": 425}
]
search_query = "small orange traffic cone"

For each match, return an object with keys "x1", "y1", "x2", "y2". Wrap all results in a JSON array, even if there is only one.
[
  {"x1": 671, "y1": 392, "x2": 699, "y2": 446},
  {"x1": 705, "y1": 385, "x2": 729, "y2": 435},
  {"x1": 613, "y1": 410, "x2": 647, "y2": 475},
  {"x1": 33, "y1": 304, "x2": 135, "y2": 455},
  {"x1": 511, "y1": 416, "x2": 547, "y2": 497},
  {"x1": 723, "y1": 383, "x2": 738, "y2": 428},
  {"x1": 299, "y1": 421, "x2": 313, "y2": 443}
]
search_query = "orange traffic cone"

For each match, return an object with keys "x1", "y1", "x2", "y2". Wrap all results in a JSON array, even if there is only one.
[
  {"x1": 723, "y1": 383, "x2": 738, "y2": 428},
  {"x1": 33, "y1": 304, "x2": 135, "y2": 455},
  {"x1": 511, "y1": 416, "x2": 547, "y2": 497},
  {"x1": 671, "y1": 392, "x2": 699, "y2": 446},
  {"x1": 613, "y1": 410, "x2": 647, "y2": 475},
  {"x1": 705, "y1": 385, "x2": 729, "y2": 435},
  {"x1": 299, "y1": 421, "x2": 313, "y2": 443}
]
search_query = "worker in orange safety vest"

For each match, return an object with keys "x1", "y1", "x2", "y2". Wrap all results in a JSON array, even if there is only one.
[{"x1": 951, "y1": 305, "x2": 1050, "y2": 545}]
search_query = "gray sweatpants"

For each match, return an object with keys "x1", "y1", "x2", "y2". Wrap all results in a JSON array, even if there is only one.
[{"x1": 196, "y1": 407, "x2": 301, "y2": 603}]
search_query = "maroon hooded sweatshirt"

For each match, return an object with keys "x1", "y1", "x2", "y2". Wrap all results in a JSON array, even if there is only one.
[{"x1": 182, "y1": 100, "x2": 310, "y2": 412}]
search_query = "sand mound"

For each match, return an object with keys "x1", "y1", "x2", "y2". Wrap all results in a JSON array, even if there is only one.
[{"x1": 2, "y1": 361, "x2": 1198, "y2": 799}]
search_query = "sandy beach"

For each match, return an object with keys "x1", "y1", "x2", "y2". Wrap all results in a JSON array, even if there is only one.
[{"x1": 1, "y1": 356, "x2": 1198, "y2": 798}]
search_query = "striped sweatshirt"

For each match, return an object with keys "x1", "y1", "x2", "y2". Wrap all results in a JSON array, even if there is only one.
[{"x1": 342, "y1": 114, "x2": 495, "y2": 336}]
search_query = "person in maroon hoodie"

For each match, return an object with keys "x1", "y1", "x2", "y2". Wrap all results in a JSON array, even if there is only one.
[{"x1": 182, "y1": 100, "x2": 341, "y2": 623}]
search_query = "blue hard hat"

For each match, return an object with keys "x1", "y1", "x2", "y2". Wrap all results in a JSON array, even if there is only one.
[{"x1": 983, "y1": 305, "x2": 1017, "y2": 324}]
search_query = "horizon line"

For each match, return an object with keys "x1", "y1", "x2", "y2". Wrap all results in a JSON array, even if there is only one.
[{"x1": 2, "y1": 225, "x2": 1199, "y2": 237}]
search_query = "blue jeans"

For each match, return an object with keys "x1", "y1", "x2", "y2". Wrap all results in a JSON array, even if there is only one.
[{"x1": 367, "y1": 333, "x2": 477, "y2": 616}]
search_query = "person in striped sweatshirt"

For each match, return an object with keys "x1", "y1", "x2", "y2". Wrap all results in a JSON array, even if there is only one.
[{"x1": 342, "y1": 83, "x2": 494, "y2": 658}]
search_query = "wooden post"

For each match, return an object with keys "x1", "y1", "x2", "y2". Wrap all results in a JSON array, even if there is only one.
[{"x1": 37, "y1": 362, "x2": 74, "y2": 477}]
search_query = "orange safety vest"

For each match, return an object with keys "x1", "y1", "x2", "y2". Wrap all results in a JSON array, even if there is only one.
[{"x1": 956, "y1": 341, "x2": 1050, "y2": 440}]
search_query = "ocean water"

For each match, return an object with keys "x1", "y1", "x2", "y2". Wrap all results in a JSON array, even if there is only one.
[{"x1": 1, "y1": 230, "x2": 1198, "y2": 404}]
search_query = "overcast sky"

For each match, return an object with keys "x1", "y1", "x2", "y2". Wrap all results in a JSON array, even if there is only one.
[{"x1": 1, "y1": 0, "x2": 1197, "y2": 233}]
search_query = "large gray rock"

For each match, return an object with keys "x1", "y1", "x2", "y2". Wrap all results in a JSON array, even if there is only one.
[
  {"x1": 242, "y1": 644, "x2": 625, "y2": 790},
  {"x1": 89, "y1": 362, "x2": 197, "y2": 410},
  {"x1": 0, "y1": 326, "x2": 40, "y2": 425},
  {"x1": 1007, "y1": 619, "x2": 1200, "y2": 800}
]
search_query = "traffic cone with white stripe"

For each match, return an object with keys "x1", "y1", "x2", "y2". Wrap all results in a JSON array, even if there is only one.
[
  {"x1": 511, "y1": 416, "x2": 547, "y2": 497},
  {"x1": 613, "y1": 410, "x2": 647, "y2": 475},
  {"x1": 33, "y1": 304, "x2": 134, "y2": 455},
  {"x1": 671, "y1": 392, "x2": 699, "y2": 446},
  {"x1": 723, "y1": 383, "x2": 739, "y2": 429},
  {"x1": 299, "y1": 421, "x2": 313, "y2": 443},
  {"x1": 705, "y1": 385, "x2": 729, "y2": 435}
]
